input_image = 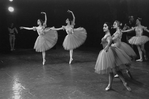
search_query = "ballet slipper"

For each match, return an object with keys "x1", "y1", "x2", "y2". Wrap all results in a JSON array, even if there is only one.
[
  {"x1": 136, "y1": 59, "x2": 143, "y2": 62},
  {"x1": 114, "y1": 74, "x2": 119, "y2": 78},
  {"x1": 105, "y1": 85, "x2": 112, "y2": 91},
  {"x1": 123, "y1": 83, "x2": 131, "y2": 91},
  {"x1": 69, "y1": 58, "x2": 73, "y2": 64},
  {"x1": 43, "y1": 59, "x2": 46, "y2": 65}
]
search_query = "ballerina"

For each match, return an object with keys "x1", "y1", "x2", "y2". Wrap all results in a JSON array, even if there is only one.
[
  {"x1": 112, "y1": 20, "x2": 136, "y2": 58},
  {"x1": 8, "y1": 23, "x2": 18, "y2": 51},
  {"x1": 20, "y1": 12, "x2": 58, "y2": 65},
  {"x1": 95, "y1": 22, "x2": 131, "y2": 91},
  {"x1": 51, "y1": 10, "x2": 87, "y2": 64},
  {"x1": 123, "y1": 18, "x2": 149, "y2": 62},
  {"x1": 112, "y1": 20, "x2": 136, "y2": 79}
]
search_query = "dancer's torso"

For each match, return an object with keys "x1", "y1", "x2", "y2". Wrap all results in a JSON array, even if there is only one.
[
  {"x1": 101, "y1": 33, "x2": 111, "y2": 48},
  {"x1": 112, "y1": 30, "x2": 122, "y2": 47},
  {"x1": 36, "y1": 26, "x2": 45, "y2": 36},
  {"x1": 65, "y1": 25, "x2": 74, "y2": 34},
  {"x1": 135, "y1": 26, "x2": 143, "y2": 36},
  {"x1": 8, "y1": 28, "x2": 16, "y2": 35}
]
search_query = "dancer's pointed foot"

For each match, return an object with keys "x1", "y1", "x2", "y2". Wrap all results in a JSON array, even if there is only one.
[
  {"x1": 123, "y1": 83, "x2": 131, "y2": 91},
  {"x1": 114, "y1": 74, "x2": 119, "y2": 78},
  {"x1": 69, "y1": 58, "x2": 73, "y2": 64},
  {"x1": 43, "y1": 59, "x2": 46, "y2": 65},
  {"x1": 105, "y1": 85, "x2": 112, "y2": 91},
  {"x1": 126, "y1": 70, "x2": 133, "y2": 79},
  {"x1": 136, "y1": 59, "x2": 143, "y2": 62}
]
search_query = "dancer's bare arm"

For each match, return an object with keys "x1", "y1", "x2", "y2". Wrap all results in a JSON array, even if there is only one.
[
  {"x1": 68, "y1": 10, "x2": 75, "y2": 26},
  {"x1": 41, "y1": 12, "x2": 47, "y2": 27}
]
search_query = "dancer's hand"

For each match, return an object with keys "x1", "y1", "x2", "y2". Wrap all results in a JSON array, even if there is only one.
[
  {"x1": 20, "y1": 27, "x2": 24, "y2": 29},
  {"x1": 41, "y1": 12, "x2": 46, "y2": 14},
  {"x1": 61, "y1": 26, "x2": 65, "y2": 30},
  {"x1": 67, "y1": 10, "x2": 72, "y2": 13},
  {"x1": 50, "y1": 26, "x2": 55, "y2": 30},
  {"x1": 104, "y1": 46, "x2": 109, "y2": 52}
]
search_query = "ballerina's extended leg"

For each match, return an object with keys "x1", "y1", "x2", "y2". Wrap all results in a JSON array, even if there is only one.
[
  {"x1": 69, "y1": 50, "x2": 73, "y2": 64},
  {"x1": 105, "y1": 72, "x2": 114, "y2": 91},
  {"x1": 42, "y1": 51, "x2": 46, "y2": 65},
  {"x1": 136, "y1": 45, "x2": 143, "y2": 62},
  {"x1": 117, "y1": 71, "x2": 131, "y2": 91}
]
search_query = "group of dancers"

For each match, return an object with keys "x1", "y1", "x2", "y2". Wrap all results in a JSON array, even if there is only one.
[
  {"x1": 16, "y1": 10, "x2": 149, "y2": 91},
  {"x1": 20, "y1": 10, "x2": 87, "y2": 65},
  {"x1": 95, "y1": 17, "x2": 149, "y2": 91}
]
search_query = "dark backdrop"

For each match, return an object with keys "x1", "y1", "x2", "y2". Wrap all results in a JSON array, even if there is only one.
[{"x1": 0, "y1": 0, "x2": 149, "y2": 52}]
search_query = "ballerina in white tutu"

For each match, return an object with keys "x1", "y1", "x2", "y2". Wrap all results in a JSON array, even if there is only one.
[
  {"x1": 123, "y1": 18, "x2": 149, "y2": 62},
  {"x1": 20, "y1": 12, "x2": 58, "y2": 65},
  {"x1": 112, "y1": 20, "x2": 136, "y2": 79},
  {"x1": 95, "y1": 22, "x2": 131, "y2": 91},
  {"x1": 51, "y1": 10, "x2": 87, "y2": 64}
]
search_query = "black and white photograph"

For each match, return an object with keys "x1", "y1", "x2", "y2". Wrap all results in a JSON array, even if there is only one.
[{"x1": 0, "y1": 0, "x2": 149, "y2": 99}]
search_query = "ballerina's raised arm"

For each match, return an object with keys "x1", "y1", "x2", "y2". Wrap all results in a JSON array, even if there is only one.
[
  {"x1": 67, "y1": 10, "x2": 75, "y2": 26},
  {"x1": 41, "y1": 12, "x2": 47, "y2": 27}
]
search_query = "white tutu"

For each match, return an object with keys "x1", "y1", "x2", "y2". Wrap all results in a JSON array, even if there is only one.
[
  {"x1": 111, "y1": 45, "x2": 131, "y2": 70},
  {"x1": 119, "y1": 42, "x2": 136, "y2": 57},
  {"x1": 129, "y1": 36, "x2": 149, "y2": 45},
  {"x1": 63, "y1": 27, "x2": 87, "y2": 50},
  {"x1": 34, "y1": 29, "x2": 58, "y2": 52},
  {"x1": 95, "y1": 47, "x2": 115, "y2": 74}
]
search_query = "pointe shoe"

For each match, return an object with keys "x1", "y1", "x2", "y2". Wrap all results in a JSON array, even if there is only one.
[
  {"x1": 114, "y1": 74, "x2": 119, "y2": 78},
  {"x1": 124, "y1": 83, "x2": 131, "y2": 91},
  {"x1": 136, "y1": 59, "x2": 143, "y2": 62},
  {"x1": 42, "y1": 59, "x2": 46, "y2": 65},
  {"x1": 69, "y1": 58, "x2": 73, "y2": 64},
  {"x1": 105, "y1": 86, "x2": 112, "y2": 91}
]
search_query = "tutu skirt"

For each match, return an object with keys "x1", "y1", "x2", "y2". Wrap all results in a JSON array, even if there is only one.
[
  {"x1": 34, "y1": 29, "x2": 58, "y2": 52},
  {"x1": 111, "y1": 45, "x2": 131, "y2": 70},
  {"x1": 63, "y1": 27, "x2": 87, "y2": 50},
  {"x1": 129, "y1": 36, "x2": 149, "y2": 45},
  {"x1": 119, "y1": 42, "x2": 136, "y2": 57},
  {"x1": 95, "y1": 47, "x2": 115, "y2": 74}
]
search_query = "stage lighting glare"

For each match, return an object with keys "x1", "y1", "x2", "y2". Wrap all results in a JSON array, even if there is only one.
[
  {"x1": 8, "y1": 6, "x2": 14, "y2": 12},
  {"x1": 9, "y1": 0, "x2": 13, "y2": 2}
]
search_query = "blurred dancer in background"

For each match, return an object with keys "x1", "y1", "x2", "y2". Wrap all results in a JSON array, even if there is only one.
[
  {"x1": 123, "y1": 18, "x2": 149, "y2": 62},
  {"x1": 8, "y1": 23, "x2": 18, "y2": 51}
]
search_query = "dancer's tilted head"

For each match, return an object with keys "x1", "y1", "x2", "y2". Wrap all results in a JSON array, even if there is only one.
[
  {"x1": 103, "y1": 22, "x2": 111, "y2": 33},
  {"x1": 37, "y1": 19, "x2": 44, "y2": 26},
  {"x1": 113, "y1": 20, "x2": 122, "y2": 29}
]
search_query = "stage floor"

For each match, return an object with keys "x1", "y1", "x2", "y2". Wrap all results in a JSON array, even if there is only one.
[{"x1": 0, "y1": 46, "x2": 149, "y2": 99}]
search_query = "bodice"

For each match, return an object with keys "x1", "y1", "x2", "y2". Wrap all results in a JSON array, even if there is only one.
[
  {"x1": 112, "y1": 30, "x2": 122, "y2": 47},
  {"x1": 36, "y1": 26, "x2": 45, "y2": 35},
  {"x1": 65, "y1": 25, "x2": 74, "y2": 34},
  {"x1": 101, "y1": 33, "x2": 111, "y2": 48},
  {"x1": 135, "y1": 26, "x2": 143, "y2": 36}
]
